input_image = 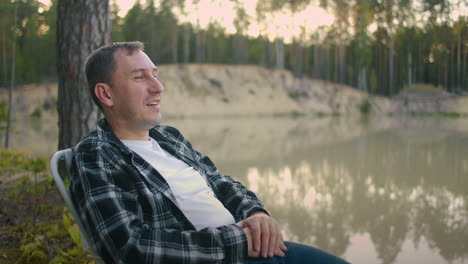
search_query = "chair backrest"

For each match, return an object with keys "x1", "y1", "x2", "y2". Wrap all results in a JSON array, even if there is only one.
[{"x1": 50, "y1": 148, "x2": 104, "y2": 263}]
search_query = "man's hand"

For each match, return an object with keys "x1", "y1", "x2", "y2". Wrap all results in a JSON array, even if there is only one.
[
  {"x1": 237, "y1": 212, "x2": 287, "y2": 258},
  {"x1": 243, "y1": 227, "x2": 261, "y2": 258}
]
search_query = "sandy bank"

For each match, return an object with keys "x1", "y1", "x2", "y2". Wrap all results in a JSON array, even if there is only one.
[{"x1": 1, "y1": 64, "x2": 467, "y2": 117}]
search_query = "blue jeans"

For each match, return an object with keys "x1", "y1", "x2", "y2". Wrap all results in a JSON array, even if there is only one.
[{"x1": 247, "y1": 241, "x2": 350, "y2": 264}]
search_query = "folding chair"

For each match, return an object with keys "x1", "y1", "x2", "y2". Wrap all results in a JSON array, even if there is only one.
[{"x1": 50, "y1": 148, "x2": 104, "y2": 264}]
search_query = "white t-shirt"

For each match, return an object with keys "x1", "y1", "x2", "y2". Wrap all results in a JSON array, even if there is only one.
[{"x1": 122, "y1": 138, "x2": 236, "y2": 230}]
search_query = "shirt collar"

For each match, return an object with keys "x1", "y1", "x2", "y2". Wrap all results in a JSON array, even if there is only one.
[
  {"x1": 96, "y1": 118, "x2": 163, "y2": 155},
  {"x1": 96, "y1": 118, "x2": 132, "y2": 154}
]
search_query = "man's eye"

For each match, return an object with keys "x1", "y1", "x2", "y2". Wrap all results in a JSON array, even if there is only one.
[{"x1": 135, "y1": 75, "x2": 143, "y2": 79}]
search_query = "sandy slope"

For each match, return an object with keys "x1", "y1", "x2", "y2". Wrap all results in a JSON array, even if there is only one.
[{"x1": 1, "y1": 64, "x2": 466, "y2": 117}]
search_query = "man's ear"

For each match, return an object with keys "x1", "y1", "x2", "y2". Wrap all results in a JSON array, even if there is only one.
[{"x1": 94, "y1": 83, "x2": 114, "y2": 107}]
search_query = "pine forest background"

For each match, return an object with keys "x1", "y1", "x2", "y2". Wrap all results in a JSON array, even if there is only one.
[{"x1": 0, "y1": 0, "x2": 467, "y2": 96}]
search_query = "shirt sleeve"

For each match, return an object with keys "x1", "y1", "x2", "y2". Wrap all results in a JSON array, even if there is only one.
[{"x1": 70, "y1": 147, "x2": 248, "y2": 264}]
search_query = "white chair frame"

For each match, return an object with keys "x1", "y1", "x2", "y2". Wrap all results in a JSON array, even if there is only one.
[{"x1": 50, "y1": 148, "x2": 104, "y2": 264}]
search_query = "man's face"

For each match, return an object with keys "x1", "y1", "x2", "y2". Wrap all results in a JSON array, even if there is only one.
[{"x1": 108, "y1": 49, "x2": 164, "y2": 131}]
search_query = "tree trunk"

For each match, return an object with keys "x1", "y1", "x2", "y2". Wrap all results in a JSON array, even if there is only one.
[
  {"x1": 325, "y1": 48, "x2": 330, "y2": 81},
  {"x1": 268, "y1": 40, "x2": 274, "y2": 67},
  {"x1": 258, "y1": 37, "x2": 267, "y2": 66},
  {"x1": 334, "y1": 46, "x2": 339, "y2": 82},
  {"x1": 183, "y1": 23, "x2": 190, "y2": 63},
  {"x1": 171, "y1": 22, "x2": 178, "y2": 63},
  {"x1": 389, "y1": 36, "x2": 394, "y2": 95},
  {"x1": 457, "y1": 32, "x2": 461, "y2": 90},
  {"x1": 56, "y1": 0, "x2": 111, "y2": 150},
  {"x1": 340, "y1": 45, "x2": 346, "y2": 83},
  {"x1": 358, "y1": 68, "x2": 367, "y2": 92},
  {"x1": 408, "y1": 53, "x2": 412, "y2": 86},
  {"x1": 313, "y1": 45, "x2": 320, "y2": 79},
  {"x1": 235, "y1": 35, "x2": 248, "y2": 65},
  {"x1": 1, "y1": 25, "x2": 7, "y2": 88},
  {"x1": 195, "y1": 29, "x2": 202, "y2": 63},
  {"x1": 4, "y1": 2, "x2": 17, "y2": 148},
  {"x1": 206, "y1": 30, "x2": 213, "y2": 63},
  {"x1": 275, "y1": 38, "x2": 284, "y2": 69},
  {"x1": 295, "y1": 41, "x2": 302, "y2": 77},
  {"x1": 463, "y1": 46, "x2": 467, "y2": 91}
]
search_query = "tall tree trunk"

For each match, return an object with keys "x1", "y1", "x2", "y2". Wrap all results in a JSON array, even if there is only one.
[
  {"x1": 313, "y1": 45, "x2": 320, "y2": 79},
  {"x1": 234, "y1": 34, "x2": 247, "y2": 64},
  {"x1": 56, "y1": 0, "x2": 111, "y2": 150},
  {"x1": 325, "y1": 47, "x2": 330, "y2": 81},
  {"x1": 171, "y1": 22, "x2": 178, "y2": 63},
  {"x1": 239, "y1": 36, "x2": 248, "y2": 64},
  {"x1": 294, "y1": 41, "x2": 303, "y2": 77},
  {"x1": 389, "y1": 36, "x2": 395, "y2": 95},
  {"x1": 408, "y1": 53, "x2": 412, "y2": 86},
  {"x1": 1, "y1": 25, "x2": 7, "y2": 88},
  {"x1": 457, "y1": 32, "x2": 461, "y2": 90},
  {"x1": 463, "y1": 46, "x2": 467, "y2": 91},
  {"x1": 275, "y1": 38, "x2": 284, "y2": 69},
  {"x1": 334, "y1": 46, "x2": 339, "y2": 82},
  {"x1": 206, "y1": 29, "x2": 213, "y2": 63},
  {"x1": 4, "y1": 1, "x2": 17, "y2": 148},
  {"x1": 340, "y1": 45, "x2": 346, "y2": 83},
  {"x1": 183, "y1": 23, "x2": 190, "y2": 63},
  {"x1": 304, "y1": 44, "x2": 310, "y2": 76},
  {"x1": 268, "y1": 40, "x2": 274, "y2": 67},
  {"x1": 358, "y1": 68, "x2": 367, "y2": 92},
  {"x1": 195, "y1": 29, "x2": 202, "y2": 63},
  {"x1": 259, "y1": 37, "x2": 267, "y2": 66}
]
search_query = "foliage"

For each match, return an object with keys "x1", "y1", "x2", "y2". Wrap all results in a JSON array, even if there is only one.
[
  {"x1": 0, "y1": 148, "x2": 40, "y2": 174},
  {"x1": 359, "y1": 97, "x2": 372, "y2": 115},
  {"x1": 0, "y1": 100, "x2": 7, "y2": 130},
  {"x1": 0, "y1": 149, "x2": 92, "y2": 264},
  {"x1": 30, "y1": 107, "x2": 42, "y2": 119},
  {"x1": 0, "y1": 0, "x2": 57, "y2": 86}
]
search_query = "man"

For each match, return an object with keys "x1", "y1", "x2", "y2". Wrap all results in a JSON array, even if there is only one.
[{"x1": 70, "y1": 41, "x2": 349, "y2": 264}]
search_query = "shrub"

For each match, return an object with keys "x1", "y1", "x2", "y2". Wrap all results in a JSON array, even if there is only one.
[{"x1": 359, "y1": 97, "x2": 372, "y2": 115}]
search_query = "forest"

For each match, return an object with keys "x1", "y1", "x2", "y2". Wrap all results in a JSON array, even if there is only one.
[{"x1": 0, "y1": 0, "x2": 467, "y2": 96}]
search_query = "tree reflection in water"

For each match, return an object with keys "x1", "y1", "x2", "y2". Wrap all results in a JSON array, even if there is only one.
[
  {"x1": 234, "y1": 118, "x2": 468, "y2": 264},
  {"x1": 7, "y1": 115, "x2": 468, "y2": 264}
]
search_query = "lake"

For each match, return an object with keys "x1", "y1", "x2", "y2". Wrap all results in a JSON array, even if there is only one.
[{"x1": 2, "y1": 114, "x2": 468, "y2": 264}]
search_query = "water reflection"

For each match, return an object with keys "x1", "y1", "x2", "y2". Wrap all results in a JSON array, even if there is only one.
[
  {"x1": 2, "y1": 115, "x2": 468, "y2": 263},
  {"x1": 0, "y1": 114, "x2": 58, "y2": 157},
  {"x1": 168, "y1": 116, "x2": 468, "y2": 264}
]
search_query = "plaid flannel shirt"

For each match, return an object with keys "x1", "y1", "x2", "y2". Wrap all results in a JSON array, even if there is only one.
[{"x1": 70, "y1": 119, "x2": 267, "y2": 264}]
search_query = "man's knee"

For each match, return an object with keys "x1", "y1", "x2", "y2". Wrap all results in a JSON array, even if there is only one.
[{"x1": 282, "y1": 241, "x2": 350, "y2": 264}]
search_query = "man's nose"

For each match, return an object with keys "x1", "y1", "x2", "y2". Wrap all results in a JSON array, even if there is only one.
[{"x1": 149, "y1": 76, "x2": 164, "y2": 93}]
